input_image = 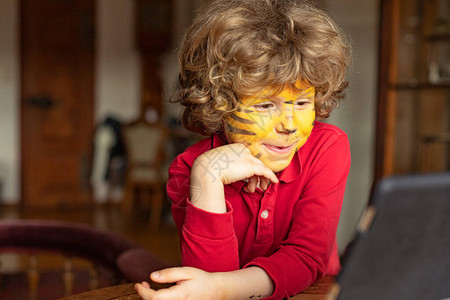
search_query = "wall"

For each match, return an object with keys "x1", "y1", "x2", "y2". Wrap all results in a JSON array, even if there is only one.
[
  {"x1": 0, "y1": 0, "x2": 19, "y2": 204},
  {"x1": 327, "y1": 0, "x2": 380, "y2": 250},
  {"x1": 96, "y1": 0, "x2": 140, "y2": 124}
]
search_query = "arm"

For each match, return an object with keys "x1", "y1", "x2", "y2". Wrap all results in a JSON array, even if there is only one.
[
  {"x1": 136, "y1": 142, "x2": 277, "y2": 299},
  {"x1": 168, "y1": 142, "x2": 277, "y2": 271},
  {"x1": 135, "y1": 266, "x2": 274, "y2": 300}
]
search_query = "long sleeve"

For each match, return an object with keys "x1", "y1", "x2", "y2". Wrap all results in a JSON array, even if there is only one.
[{"x1": 166, "y1": 139, "x2": 240, "y2": 272}]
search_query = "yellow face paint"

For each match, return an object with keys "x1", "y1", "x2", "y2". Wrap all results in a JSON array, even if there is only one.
[{"x1": 225, "y1": 81, "x2": 316, "y2": 172}]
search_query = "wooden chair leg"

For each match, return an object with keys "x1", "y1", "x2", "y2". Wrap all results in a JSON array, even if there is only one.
[
  {"x1": 89, "y1": 263, "x2": 100, "y2": 290},
  {"x1": 64, "y1": 256, "x2": 74, "y2": 296},
  {"x1": 121, "y1": 183, "x2": 134, "y2": 216},
  {"x1": 27, "y1": 254, "x2": 39, "y2": 300},
  {"x1": 149, "y1": 187, "x2": 163, "y2": 229},
  {"x1": 140, "y1": 187, "x2": 150, "y2": 212}
]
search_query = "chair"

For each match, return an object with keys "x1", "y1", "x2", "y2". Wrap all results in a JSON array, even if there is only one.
[
  {"x1": 334, "y1": 172, "x2": 450, "y2": 300},
  {"x1": 121, "y1": 118, "x2": 168, "y2": 228},
  {"x1": 0, "y1": 220, "x2": 169, "y2": 299}
]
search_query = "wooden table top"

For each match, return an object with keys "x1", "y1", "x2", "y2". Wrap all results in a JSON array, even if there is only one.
[
  {"x1": 59, "y1": 276, "x2": 338, "y2": 300},
  {"x1": 58, "y1": 283, "x2": 141, "y2": 300}
]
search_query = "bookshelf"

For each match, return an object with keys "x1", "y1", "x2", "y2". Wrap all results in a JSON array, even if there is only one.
[{"x1": 376, "y1": 0, "x2": 450, "y2": 179}]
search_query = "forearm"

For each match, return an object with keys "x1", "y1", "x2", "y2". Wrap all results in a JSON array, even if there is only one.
[
  {"x1": 214, "y1": 267, "x2": 274, "y2": 300},
  {"x1": 180, "y1": 184, "x2": 239, "y2": 271},
  {"x1": 190, "y1": 161, "x2": 226, "y2": 213}
]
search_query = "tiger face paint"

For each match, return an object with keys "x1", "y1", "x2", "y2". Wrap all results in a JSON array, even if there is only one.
[{"x1": 225, "y1": 82, "x2": 316, "y2": 173}]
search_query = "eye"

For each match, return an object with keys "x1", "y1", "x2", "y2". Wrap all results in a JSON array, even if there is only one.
[
  {"x1": 295, "y1": 99, "x2": 312, "y2": 109},
  {"x1": 253, "y1": 102, "x2": 276, "y2": 111}
]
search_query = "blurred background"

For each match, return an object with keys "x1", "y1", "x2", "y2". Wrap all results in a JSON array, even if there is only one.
[{"x1": 0, "y1": 0, "x2": 448, "y2": 265}]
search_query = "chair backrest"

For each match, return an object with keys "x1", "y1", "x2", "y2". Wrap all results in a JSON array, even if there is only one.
[
  {"x1": 0, "y1": 220, "x2": 136, "y2": 268},
  {"x1": 335, "y1": 172, "x2": 450, "y2": 300},
  {"x1": 0, "y1": 220, "x2": 168, "y2": 299},
  {"x1": 122, "y1": 120, "x2": 167, "y2": 170}
]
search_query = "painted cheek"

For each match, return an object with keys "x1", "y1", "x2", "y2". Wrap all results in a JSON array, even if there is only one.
[
  {"x1": 295, "y1": 109, "x2": 315, "y2": 134},
  {"x1": 291, "y1": 107, "x2": 315, "y2": 149},
  {"x1": 247, "y1": 111, "x2": 274, "y2": 138},
  {"x1": 226, "y1": 107, "x2": 272, "y2": 146}
]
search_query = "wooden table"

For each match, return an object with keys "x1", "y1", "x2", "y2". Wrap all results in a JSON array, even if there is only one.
[
  {"x1": 58, "y1": 283, "x2": 140, "y2": 300},
  {"x1": 59, "y1": 276, "x2": 338, "y2": 300},
  {"x1": 290, "y1": 275, "x2": 339, "y2": 300}
]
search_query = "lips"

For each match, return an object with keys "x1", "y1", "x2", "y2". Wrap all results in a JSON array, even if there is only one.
[{"x1": 263, "y1": 143, "x2": 295, "y2": 154}]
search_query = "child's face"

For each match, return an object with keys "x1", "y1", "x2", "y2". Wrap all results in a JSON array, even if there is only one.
[{"x1": 225, "y1": 81, "x2": 316, "y2": 172}]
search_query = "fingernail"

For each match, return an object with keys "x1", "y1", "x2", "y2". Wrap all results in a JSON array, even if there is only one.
[{"x1": 151, "y1": 271, "x2": 160, "y2": 279}]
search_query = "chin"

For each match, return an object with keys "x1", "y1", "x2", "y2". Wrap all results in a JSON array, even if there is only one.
[{"x1": 263, "y1": 161, "x2": 290, "y2": 173}]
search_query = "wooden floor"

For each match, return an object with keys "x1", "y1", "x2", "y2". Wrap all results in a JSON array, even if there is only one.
[{"x1": 0, "y1": 204, "x2": 181, "y2": 270}]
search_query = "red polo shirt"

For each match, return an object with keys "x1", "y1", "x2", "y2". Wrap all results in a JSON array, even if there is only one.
[{"x1": 167, "y1": 121, "x2": 351, "y2": 299}]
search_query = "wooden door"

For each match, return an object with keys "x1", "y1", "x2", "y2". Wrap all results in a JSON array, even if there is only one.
[{"x1": 21, "y1": 0, "x2": 95, "y2": 208}]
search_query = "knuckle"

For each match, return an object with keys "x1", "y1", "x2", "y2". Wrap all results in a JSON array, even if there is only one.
[{"x1": 255, "y1": 164, "x2": 266, "y2": 173}]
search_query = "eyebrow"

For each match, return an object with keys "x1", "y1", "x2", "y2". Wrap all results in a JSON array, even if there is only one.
[
  {"x1": 249, "y1": 89, "x2": 315, "y2": 104},
  {"x1": 237, "y1": 107, "x2": 253, "y2": 113}
]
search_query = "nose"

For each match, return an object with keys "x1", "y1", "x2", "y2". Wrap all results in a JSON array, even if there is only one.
[{"x1": 275, "y1": 109, "x2": 297, "y2": 134}]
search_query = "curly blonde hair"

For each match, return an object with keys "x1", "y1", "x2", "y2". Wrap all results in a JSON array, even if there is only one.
[{"x1": 174, "y1": 0, "x2": 351, "y2": 136}]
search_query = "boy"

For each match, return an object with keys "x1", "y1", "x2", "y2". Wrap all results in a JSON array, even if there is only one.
[{"x1": 136, "y1": 0, "x2": 351, "y2": 299}]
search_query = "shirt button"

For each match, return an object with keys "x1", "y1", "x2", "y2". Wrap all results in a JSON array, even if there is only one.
[{"x1": 261, "y1": 209, "x2": 269, "y2": 219}]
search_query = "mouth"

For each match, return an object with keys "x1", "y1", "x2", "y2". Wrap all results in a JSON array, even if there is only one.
[{"x1": 263, "y1": 143, "x2": 296, "y2": 154}]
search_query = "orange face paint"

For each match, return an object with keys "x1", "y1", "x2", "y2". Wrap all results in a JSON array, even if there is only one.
[{"x1": 225, "y1": 81, "x2": 316, "y2": 172}]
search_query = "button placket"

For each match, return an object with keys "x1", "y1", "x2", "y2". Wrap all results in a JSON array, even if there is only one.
[{"x1": 255, "y1": 187, "x2": 276, "y2": 244}]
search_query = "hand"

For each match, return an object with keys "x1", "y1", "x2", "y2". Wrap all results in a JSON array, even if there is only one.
[
  {"x1": 135, "y1": 267, "x2": 223, "y2": 300},
  {"x1": 190, "y1": 143, "x2": 278, "y2": 212},
  {"x1": 135, "y1": 266, "x2": 274, "y2": 300},
  {"x1": 192, "y1": 143, "x2": 278, "y2": 190}
]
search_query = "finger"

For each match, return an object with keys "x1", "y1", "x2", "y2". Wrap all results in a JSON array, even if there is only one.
[
  {"x1": 260, "y1": 167, "x2": 279, "y2": 184},
  {"x1": 141, "y1": 284, "x2": 184, "y2": 300},
  {"x1": 247, "y1": 175, "x2": 258, "y2": 193},
  {"x1": 135, "y1": 283, "x2": 157, "y2": 299},
  {"x1": 260, "y1": 177, "x2": 270, "y2": 190},
  {"x1": 151, "y1": 267, "x2": 195, "y2": 283},
  {"x1": 250, "y1": 161, "x2": 279, "y2": 184},
  {"x1": 142, "y1": 281, "x2": 151, "y2": 288}
]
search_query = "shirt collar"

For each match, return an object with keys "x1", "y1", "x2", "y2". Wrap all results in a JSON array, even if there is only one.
[
  {"x1": 212, "y1": 134, "x2": 302, "y2": 184},
  {"x1": 277, "y1": 150, "x2": 302, "y2": 183}
]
